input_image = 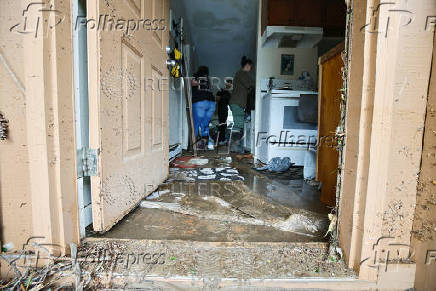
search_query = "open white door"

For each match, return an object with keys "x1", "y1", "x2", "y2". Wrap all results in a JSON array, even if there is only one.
[{"x1": 87, "y1": 0, "x2": 170, "y2": 231}]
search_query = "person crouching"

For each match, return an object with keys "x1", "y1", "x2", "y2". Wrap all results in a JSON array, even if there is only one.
[{"x1": 191, "y1": 66, "x2": 216, "y2": 149}]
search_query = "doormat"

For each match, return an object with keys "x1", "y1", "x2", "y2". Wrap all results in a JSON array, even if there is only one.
[{"x1": 168, "y1": 167, "x2": 245, "y2": 182}]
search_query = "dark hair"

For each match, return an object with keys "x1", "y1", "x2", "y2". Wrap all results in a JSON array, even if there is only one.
[
  {"x1": 193, "y1": 66, "x2": 210, "y2": 90},
  {"x1": 193, "y1": 66, "x2": 209, "y2": 78},
  {"x1": 241, "y1": 56, "x2": 253, "y2": 68}
]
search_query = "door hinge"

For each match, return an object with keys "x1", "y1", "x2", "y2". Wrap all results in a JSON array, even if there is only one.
[
  {"x1": 0, "y1": 112, "x2": 9, "y2": 141},
  {"x1": 77, "y1": 147, "x2": 99, "y2": 178}
]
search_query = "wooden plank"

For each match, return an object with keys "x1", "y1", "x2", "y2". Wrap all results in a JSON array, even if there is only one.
[{"x1": 338, "y1": 0, "x2": 367, "y2": 269}]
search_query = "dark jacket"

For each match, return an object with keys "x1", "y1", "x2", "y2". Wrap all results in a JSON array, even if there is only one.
[
  {"x1": 231, "y1": 70, "x2": 255, "y2": 108},
  {"x1": 192, "y1": 86, "x2": 215, "y2": 103},
  {"x1": 216, "y1": 89, "x2": 231, "y2": 117},
  {"x1": 216, "y1": 89, "x2": 231, "y2": 104}
]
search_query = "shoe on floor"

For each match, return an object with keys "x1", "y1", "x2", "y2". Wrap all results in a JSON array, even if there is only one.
[{"x1": 207, "y1": 138, "x2": 214, "y2": 150}]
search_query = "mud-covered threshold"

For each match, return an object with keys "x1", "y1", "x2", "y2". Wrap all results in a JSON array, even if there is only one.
[{"x1": 79, "y1": 238, "x2": 355, "y2": 289}]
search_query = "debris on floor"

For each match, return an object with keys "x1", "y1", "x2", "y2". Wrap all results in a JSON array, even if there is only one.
[
  {"x1": 67, "y1": 154, "x2": 358, "y2": 288},
  {"x1": 167, "y1": 167, "x2": 245, "y2": 182},
  {"x1": 95, "y1": 153, "x2": 330, "y2": 242},
  {"x1": 171, "y1": 156, "x2": 198, "y2": 168},
  {"x1": 169, "y1": 144, "x2": 182, "y2": 163},
  {"x1": 146, "y1": 189, "x2": 171, "y2": 200},
  {"x1": 76, "y1": 239, "x2": 355, "y2": 289},
  {"x1": 235, "y1": 153, "x2": 253, "y2": 160},
  {"x1": 140, "y1": 177, "x2": 328, "y2": 237},
  {"x1": 188, "y1": 158, "x2": 209, "y2": 166},
  {"x1": 220, "y1": 156, "x2": 232, "y2": 163},
  {"x1": 255, "y1": 157, "x2": 293, "y2": 173}
]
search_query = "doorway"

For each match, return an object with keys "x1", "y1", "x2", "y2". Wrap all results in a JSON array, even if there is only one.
[
  {"x1": 77, "y1": 0, "x2": 353, "y2": 283},
  {"x1": 90, "y1": 0, "x2": 346, "y2": 243}
]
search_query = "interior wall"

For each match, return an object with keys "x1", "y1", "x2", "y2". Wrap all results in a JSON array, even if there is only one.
[
  {"x1": 181, "y1": 0, "x2": 258, "y2": 92},
  {"x1": 168, "y1": 79, "x2": 184, "y2": 146},
  {"x1": 169, "y1": 0, "x2": 196, "y2": 148},
  {"x1": 254, "y1": 0, "x2": 318, "y2": 158},
  {"x1": 256, "y1": 47, "x2": 318, "y2": 86}
]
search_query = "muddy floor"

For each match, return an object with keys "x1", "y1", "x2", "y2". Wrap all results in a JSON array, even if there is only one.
[
  {"x1": 80, "y1": 153, "x2": 355, "y2": 287},
  {"x1": 91, "y1": 153, "x2": 331, "y2": 242}
]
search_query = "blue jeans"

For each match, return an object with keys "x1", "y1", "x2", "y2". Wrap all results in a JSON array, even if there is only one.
[{"x1": 192, "y1": 100, "x2": 216, "y2": 137}]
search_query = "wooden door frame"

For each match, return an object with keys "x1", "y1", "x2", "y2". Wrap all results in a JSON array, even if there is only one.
[
  {"x1": 337, "y1": 0, "x2": 435, "y2": 287},
  {"x1": 21, "y1": 0, "x2": 80, "y2": 253}
]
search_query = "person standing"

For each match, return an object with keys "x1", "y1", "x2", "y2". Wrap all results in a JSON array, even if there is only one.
[
  {"x1": 230, "y1": 56, "x2": 255, "y2": 131},
  {"x1": 216, "y1": 80, "x2": 232, "y2": 145},
  {"x1": 191, "y1": 66, "x2": 216, "y2": 148}
]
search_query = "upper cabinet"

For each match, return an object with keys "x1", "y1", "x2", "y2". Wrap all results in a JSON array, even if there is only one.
[{"x1": 261, "y1": 0, "x2": 346, "y2": 37}]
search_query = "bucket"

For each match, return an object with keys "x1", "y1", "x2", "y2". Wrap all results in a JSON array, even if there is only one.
[{"x1": 303, "y1": 149, "x2": 317, "y2": 180}]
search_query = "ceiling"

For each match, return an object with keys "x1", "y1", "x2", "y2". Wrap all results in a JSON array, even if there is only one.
[{"x1": 181, "y1": 0, "x2": 259, "y2": 82}]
